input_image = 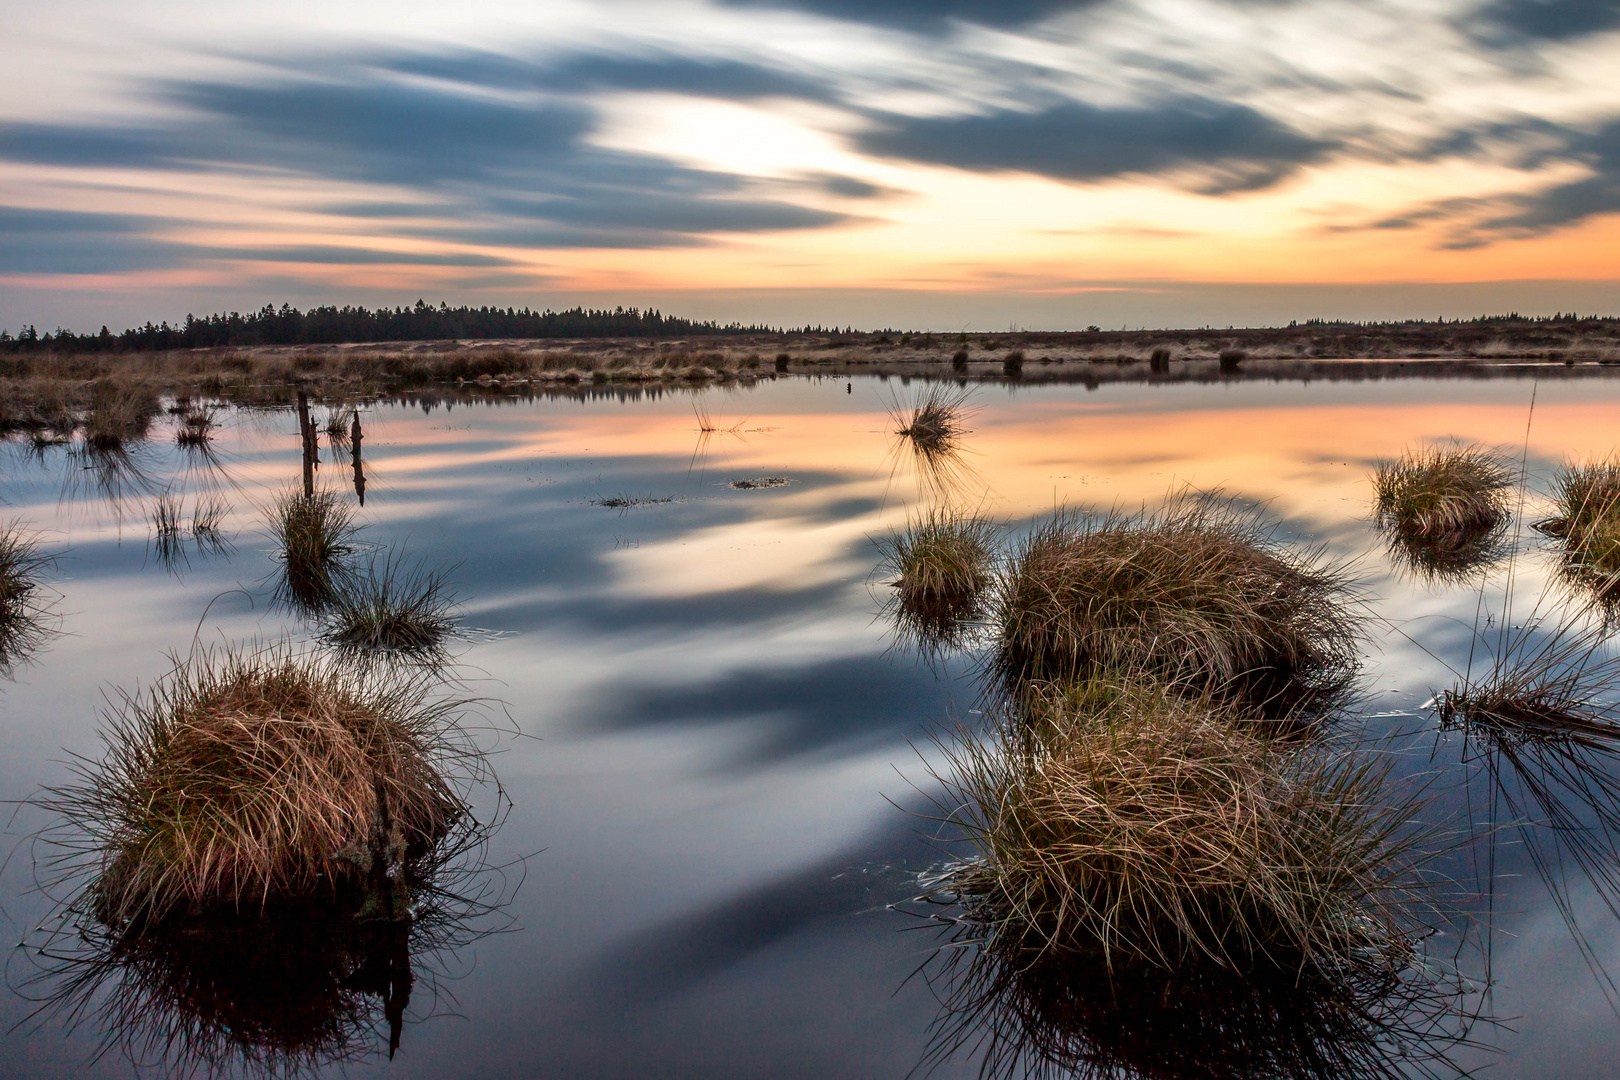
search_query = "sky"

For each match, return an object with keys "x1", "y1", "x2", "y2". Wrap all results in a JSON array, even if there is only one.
[{"x1": 2, "y1": 0, "x2": 1619, "y2": 331}]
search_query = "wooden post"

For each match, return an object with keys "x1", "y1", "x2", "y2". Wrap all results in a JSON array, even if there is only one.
[
  {"x1": 296, "y1": 390, "x2": 318, "y2": 495},
  {"x1": 350, "y1": 412, "x2": 366, "y2": 505}
]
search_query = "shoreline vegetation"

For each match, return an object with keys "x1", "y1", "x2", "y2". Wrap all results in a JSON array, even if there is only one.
[{"x1": 3, "y1": 315, "x2": 1620, "y2": 420}]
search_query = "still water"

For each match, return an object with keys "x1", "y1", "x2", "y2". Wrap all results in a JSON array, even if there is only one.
[{"x1": 4, "y1": 371, "x2": 1620, "y2": 1077}]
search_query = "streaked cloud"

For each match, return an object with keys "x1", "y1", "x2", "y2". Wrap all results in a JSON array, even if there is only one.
[{"x1": 1, "y1": 0, "x2": 1617, "y2": 325}]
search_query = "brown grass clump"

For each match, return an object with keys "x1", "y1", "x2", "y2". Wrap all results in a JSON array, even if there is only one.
[
  {"x1": 322, "y1": 551, "x2": 459, "y2": 657},
  {"x1": 84, "y1": 378, "x2": 159, "y2": 450},
  {"x1": 992, "y1": 497, "x2": 1357, "y2": 715},
  {"x1": 50, "y1": 643, "x2": 469, "y2": 924},
  {"x1": 879, "y1": 511, "x2": 996, "y2": 650},
  {"x1": 1540, "y1": 456, "x2": 1620, "y2": 599},
  {"x1": 267, "y1": 487, "x2": 358, "y2": 613},
  {"x1": 933, "y1": 678, "x2": 1427, "y2": 974},
  {"x1": 1373, "y1": 445, "x2": 1514, "y2": 565},
  {"x1": 0, "y1": 520, "x2": 57, "y2": 672}
]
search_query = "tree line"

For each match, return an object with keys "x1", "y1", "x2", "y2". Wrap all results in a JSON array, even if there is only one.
[{"x1": 0, "y1": 301, "x2": 792, "y2": 353}]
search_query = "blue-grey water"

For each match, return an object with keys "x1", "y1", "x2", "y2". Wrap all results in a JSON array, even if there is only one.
[{"x1": 4, "y1": 371, "x2": 1620, "y2": 1077}]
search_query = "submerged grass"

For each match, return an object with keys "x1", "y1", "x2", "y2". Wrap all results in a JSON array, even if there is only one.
[
  {"x1": 268, "y1": 487, "x2": 358, "y2": 614},
  {"x1": 992, "y1": 496, "x2": 1357, "y2": 716},
  {"x1": 321, "y1": 551, "x2": 459, "y2": 656},
  {"x1": 40, "y1": 642, "x2": 473, "y2": 924}
]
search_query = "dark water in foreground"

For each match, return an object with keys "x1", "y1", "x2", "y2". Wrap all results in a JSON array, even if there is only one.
[{"x1": 4, "y1": 373, "x2": 1620, "y2": 1077}]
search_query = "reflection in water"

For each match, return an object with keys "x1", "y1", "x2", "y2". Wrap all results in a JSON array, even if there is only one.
[
  {"x1": 65, "y1": 442, "x2": 160, "y2": 518},
  {"x1": 23, "y1": 832, "x2": 512, "y2": 1077},
  {"x1": 1377, "y1": 517, "x2": 1511, "y2": 585},
  {"x1": 1435, "y1": 596, "x2": 1620, "y2": 1010},
  {"x1": 887, "y1": 383, "x2": 985, "y2": 506},
  {"x1": 907, "y1": 913, "x2": 1480, "y2": 1080},
  {"x1": 0, "y1": 521, "x2": 58, "y2": 676}
]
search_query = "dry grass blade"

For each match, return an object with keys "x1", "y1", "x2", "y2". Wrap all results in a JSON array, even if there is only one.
[
  {"x1": 36, "y1": 642, "x2": 478, "y2": 925},
  {"x1": 992, "y1": 495, "x2": 1358, "y2": 718},
  {"x1": 0, "y1": 519, "x2": 59, "y2": 673}
]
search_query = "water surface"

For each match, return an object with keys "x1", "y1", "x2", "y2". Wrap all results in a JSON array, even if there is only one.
[{"x1": 5, "y1": 372, "x2": 1620, "y2": 1078}]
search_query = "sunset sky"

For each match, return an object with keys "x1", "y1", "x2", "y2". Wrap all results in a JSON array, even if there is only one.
[{"x1": 3, "y1": 0, "x2": 1619, "y2": 331}]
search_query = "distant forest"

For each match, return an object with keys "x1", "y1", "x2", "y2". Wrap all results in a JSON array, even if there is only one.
[
  {"x1": 0, "y1": 301, "x2": 1612, "y2": 353},
  {"x1": 0, "y1": 302, "x2": 795, "y2": 353}
]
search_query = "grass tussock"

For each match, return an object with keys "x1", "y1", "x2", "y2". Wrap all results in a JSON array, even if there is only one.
[
  {"x1": 85, "y1": 378, "x2": 159, "y2": 450},
  {"x1": 47, "y1": 643, "x2": 471, "y2": 923},
  {"x1": 879, "y1": 511, "x2": 995, "y2": 649},
  {"x1": 894, "y1": 384, "x2": 971, "y2": 455},
  {"x1": 1373, "y1": 444, "x2": 1514, "y2": 560},
  {"x1": 322, "y1": 552, "x2": 459, "y2": 656},
  {"x1": 268, "y1": 487, "x2": 358, "y2": 613},
  {"x1": 1541, "y1": 456, "x2": 1620, "y2": 599},
  {"x1": 0, "y1": 520, "x2": 57, "y2": 672},
  {"x1": 933, "y1": 678, "x2": 1430, "y2": 974},
  {"x1": 992, "y1": 496, "x2": 1357, "y2": 715},
  {"x1": 174, "y1": 405, "x2": 217, "y2": 448}
]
